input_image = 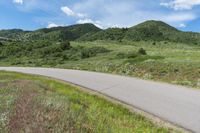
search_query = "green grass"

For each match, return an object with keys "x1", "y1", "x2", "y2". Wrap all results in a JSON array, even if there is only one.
[
  {"x1": 0, "y1": 40, "x2": 200, "y2": 89},
  {"x1": 0, "y1": 71, "x2": 179, "y2": 132},
  {"x1": 58, "y1": 41, "x2": 200, "y2": 89}
]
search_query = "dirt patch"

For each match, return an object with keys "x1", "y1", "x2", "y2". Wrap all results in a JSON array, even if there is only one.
[
  {"x1": 8, "y1": 80, "x2": 44, "y2": 133},
  {"x1": 0, "y1": 82, "x2": 8, "y2": 88}
]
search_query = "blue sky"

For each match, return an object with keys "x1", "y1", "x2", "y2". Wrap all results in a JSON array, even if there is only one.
[{"x1": 1, "y1": 0, "x2": 200, "y2": 32}]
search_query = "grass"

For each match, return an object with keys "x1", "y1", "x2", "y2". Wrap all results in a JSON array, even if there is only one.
[
  {"x1": 58, "y1": 41, "x2": 200, "y2": 89},
  {"x1": 0, "y1": 40, "x2": 200, "y2": 89},
  {"x1": 0, "y1": 71, "x2": 179, "y2": 132}
]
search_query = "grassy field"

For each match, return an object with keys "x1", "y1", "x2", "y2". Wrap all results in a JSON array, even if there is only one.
[
  {"x1": 0, "y1": 71, "x2": 179, "y2": 133},
  {"x1": 0, "y1": 40, "x2": 200, "y2": 89},
  {"x1": 58, "y1": 41, "x2": 200, "y2": 89}
]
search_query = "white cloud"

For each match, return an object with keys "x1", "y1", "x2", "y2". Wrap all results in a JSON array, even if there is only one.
[
  {"x1": 77, "y1": 13, "x2": 86, "y2": 18},
  {"x1": 61, "y1": 6, "x2": 86, "y2": 18},
  {"x1": 179, "y1": 23, "x2": 186, "y2": 28},
  {"x1": 71, "y1": 0, "x2": 198, "y2": 29},
  {"x1": 61, "y1": 6, "x2": 75, "y2": 16},
  {"x1": 161, "y1": 0, "x2": 200, "y2": 10},
  {"x1": 76, "y1": 19, "x2": 103, "y2": 28},
  {"x1": 47, "y1": 23, "x2": 66, "y2": 28},
  {"x1": 163, "y1": 13, "x2": 197, "y2": 22},
  {"x1": 12, "y1": 0, "x2": 198, "y2": 30},
  {"x1": 13, "y1": 0, "x2": 23, "y2": 5}
]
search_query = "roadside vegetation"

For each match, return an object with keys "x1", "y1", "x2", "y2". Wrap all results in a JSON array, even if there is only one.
[
  {"x1": 0, "y1": 71, "x2": 177, "y2": 132},
  {"x1": 0, "y1": 20, "x2": 200, "y2": 89},
  {"x1": 0, "y1": 40, "x2": 199, "y2": 89}
]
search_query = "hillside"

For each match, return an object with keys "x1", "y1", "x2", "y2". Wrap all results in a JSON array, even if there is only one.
[
  {"x1": 79, "y1": 20, "x2": 200, "y2": 44},
  {"x1": 78, "y1": 28, "x2": 128, "y2": 41},
  {"x1": 23, "y1": 23, "x2": 101, "y2": 41},
  {"x1": 0, "y1": 29, "x2": 28, "y2": 40},
  {"x1": 1, "y1": 20, "x2": 200, "y2": 44},
  {"x1": 124, "y1": 20, "x2": 200, "y2": 44},
  {"x1": 0, "y1": 23, "x2": 101, "y2": 42},
  {"x1": 124, "y1": 20, "x2": 178, "y2": 41}
]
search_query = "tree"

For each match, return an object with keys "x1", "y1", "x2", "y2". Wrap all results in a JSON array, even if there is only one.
[
  {"x1": 0, "y1": 42, "x2": 3, "y2": 46},
  {"x1": 60, "y1": 41, "x2": 71, "y2": 50},
  {"x1": 138, "y1": 48, "x2": 147, "y2": 55}
]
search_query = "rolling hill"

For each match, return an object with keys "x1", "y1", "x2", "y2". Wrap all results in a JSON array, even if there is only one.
[
  {"x1": 0, "y1": 20, "x2": 200, "y2": 44},
  {"x1": 124, "y1": 20, "x2": 200, "y2": 44},
  {"x1": 79, "y1": 20, "x2": 200, "y2": 44},
  {"x1": 0, "y1": 23, "x2": 101, "y2": 42}
]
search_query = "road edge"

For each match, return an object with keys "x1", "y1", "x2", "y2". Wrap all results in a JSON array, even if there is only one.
[{"x1": 0, "y1": 70, "x2": 193, "y2": 133}]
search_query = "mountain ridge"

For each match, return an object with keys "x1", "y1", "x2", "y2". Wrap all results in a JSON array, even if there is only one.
[{"x1": 0, "y1": 20, "x2": 200, "y2": 45}]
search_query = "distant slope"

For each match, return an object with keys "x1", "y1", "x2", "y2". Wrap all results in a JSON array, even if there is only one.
[
  {"x1": 0, "y1": 23, "x2": 101, "y2": 42},
  {"x1": 124, "y1": 20, "x2": 178, "y2": 41},
  {"x1": 1, "y1": 20, "x2": 200, "y2": 44},
  {"x1": 0, "y1": 29, "x2": 28, "y2": 40},
  {"x1": 79, "y1": 20, "x2": 200, "y2": 44},
  {"x1": 22, "y1": 23, "x2": 101, "y2": 41},
  {"x1": 124, "y1": 20, "x2": 200, "y2": 44},
  {"x1": 78, "y1": 28, "x2": 128, "y2": 41}
]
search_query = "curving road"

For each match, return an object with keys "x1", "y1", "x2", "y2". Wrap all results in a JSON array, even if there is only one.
[{"x1": 0, "y1": 67, "x2": 200, "y2": 133}]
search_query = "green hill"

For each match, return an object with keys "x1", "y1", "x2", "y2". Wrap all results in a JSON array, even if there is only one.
[
  {"x1": 78, "y1": 28, "x2": 128, "y2": 41},
  {"x1": 1, "y1": 20, "x2": 200, "y2": 44},
  {"x1": 79, "y1": 20, "x2": 200, "y2": 45},
  {"x1": 124, "y1": 20, "x2": 200, "y2": 44},
  {"x1": 0, "y1": 29, "x2": 28, "y2": 40},
  {"x1": 23, "y1": 23, "x2": 101, "y2": 41},
  {"x1": 0, "y1": 23, "x2": 101, "y2": 42},
  {"x1": 124, "y1": 20, "x2": 178, "y2": 41}
]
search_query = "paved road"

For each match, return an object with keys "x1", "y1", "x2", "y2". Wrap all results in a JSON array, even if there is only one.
[{"x1": 0, "y1": 67, "x2": 200, "y2": 132}]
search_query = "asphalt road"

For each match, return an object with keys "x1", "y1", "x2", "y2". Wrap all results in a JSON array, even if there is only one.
[{"x1": 0, "y1": 67, "x2": 200, "y2": 132}]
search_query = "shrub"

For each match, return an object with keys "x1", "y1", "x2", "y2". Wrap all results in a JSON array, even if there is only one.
[
  {"x1": 60, "y1": 41, "x2": 71, "y2": 50},
  {"x1": 40, "y1": 45, "x2": 62, "y2": 56},
  {"x1": 81, "y1": 46, "x2": 110, "y2": 59},
  {"x1": 0, "y1": 42, "x2": 3, "y2": 46},
  {"x1": 116, "y1": 52, "x2": 138, "y2": 59},
  {"x1": 81, "y1": 49, "x2": 91, "y2": 59},
  {"x1": 138, "y1": 48, "x2": 147, "y2": 55}
]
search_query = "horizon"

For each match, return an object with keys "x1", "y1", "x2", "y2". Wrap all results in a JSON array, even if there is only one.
[
  {"x1": 1, "y1": 0, "x2": 200, "y2": 32},
  {"x1": 0, "y1": 20, "x2": 199, "y2": 34}
]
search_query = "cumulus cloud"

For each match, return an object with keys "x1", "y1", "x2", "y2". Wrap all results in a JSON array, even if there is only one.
[
  {"x1": 179, "y1": 23, "x2": 186, "y2": 28},
  {"x1": 76, "y1": 18, "x2": 103, "y2": 28},
  {"x1": 61, "y1": 6, "x2": 75, "y2": 16},
  {"x1": 160, "y1": 0, "x2": 200, "y2": 10},
  {"x1": 47, "y1": 23, "x2": 66, "y2": 28},
  {"x1": 12, "y1": 0, "x2": 199, "y2": 30},
  {"x1": 163, "y1": 13, "x2": 197, "y2": 22},
  {"x1": 61, "y1": 6, "x2": 86, "y2": 18},
  {"x1": 13, "y1": 0, "x2": 23, "y2": 5},
  {"x1": 71, "y1": 0, "x2": 199, "y2": 29}
]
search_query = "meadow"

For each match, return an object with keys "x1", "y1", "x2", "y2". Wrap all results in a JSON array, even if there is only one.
[
  {"x1": 0, "y1": 71, "x2": 178, "y2": 132},
  {"x1": 60, "y1": 41, "x2": 200, "y2": 88},
  {"x1": 0, "y1": 40, "x2": 199, "y2": 89}
]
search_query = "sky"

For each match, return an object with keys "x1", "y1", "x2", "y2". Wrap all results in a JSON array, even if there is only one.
[{"x1": 0, "y1": 0, "x2": 200, "y2": 32}]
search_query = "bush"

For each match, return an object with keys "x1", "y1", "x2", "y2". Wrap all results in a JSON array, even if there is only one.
[
  {"x1": 81, "y1": 49, "x2": 91, "y2": 58},
  {"x1": 60, "y1": 41, "x2": 71, "y2": 50},
  {"x1": 40, "y1": 45, "x2": 62, "y2": 56},
  {"x1": 81, "y1": 46, "x2": 110, "y2": 59},
  {"x1": 0, "y1": 42, "x2": 3, "y2": 46},
  {"x1": 138, "y1": 48, "x2": 147, "y2": 55},
  {"x1": 116, "y1": 52, "x2": 138, "y2": 59}
]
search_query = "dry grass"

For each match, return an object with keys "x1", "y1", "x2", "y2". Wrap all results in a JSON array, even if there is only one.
[{"x1": 0, "y1": 71, "x2": 180, "y2": 133}]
